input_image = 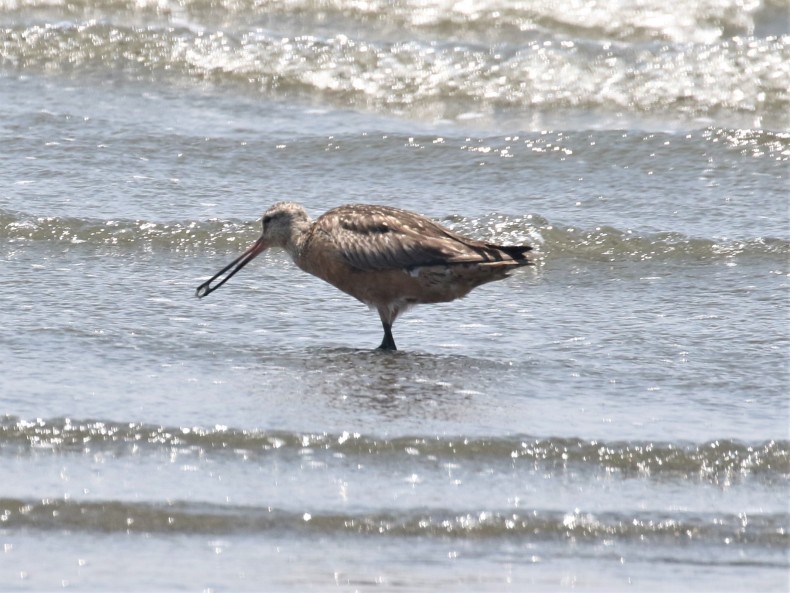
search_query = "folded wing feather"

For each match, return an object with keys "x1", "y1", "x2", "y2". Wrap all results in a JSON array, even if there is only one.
[{"x1": 315, "y1": 205, "x2": 525, "y2": 272}]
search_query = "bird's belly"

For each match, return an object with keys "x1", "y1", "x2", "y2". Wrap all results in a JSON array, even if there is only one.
[{"x1": 331, "y1": 266, "x2": 486, "y2": 308}]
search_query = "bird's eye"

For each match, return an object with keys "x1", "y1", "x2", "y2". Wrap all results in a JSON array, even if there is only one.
[{"x1": 262, "y1": 215, "x2": 272, "y2": 225}]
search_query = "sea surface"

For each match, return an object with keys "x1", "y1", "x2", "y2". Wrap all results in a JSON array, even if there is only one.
[{"x1": 1, "y1": 0, "x2": 789, "y2": 591}]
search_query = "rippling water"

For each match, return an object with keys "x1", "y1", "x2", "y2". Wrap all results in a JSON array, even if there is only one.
[{"x1": 1, "y1": 0, "x2": 788, "y2": 590}]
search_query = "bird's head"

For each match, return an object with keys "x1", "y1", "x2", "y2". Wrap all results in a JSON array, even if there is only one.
[
  {"x1": 195, "y1": 202, "x2": 310, "y2": 298},
  {"x1": 259, "y1": 201, "x2": 310, "y2": 249}
]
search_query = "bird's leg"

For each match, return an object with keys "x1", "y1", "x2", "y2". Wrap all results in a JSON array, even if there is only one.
[
  {"x1": 377, "y1": 306, "x2": 398, "y2": 351},
  {"x1": 378, "y1": 321, "x2": 397, "y2": 351}
]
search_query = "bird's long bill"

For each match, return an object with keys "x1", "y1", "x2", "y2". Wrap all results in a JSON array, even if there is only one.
[{"x1": 195, "y1": 236, "x2": 267, "y2": 298}]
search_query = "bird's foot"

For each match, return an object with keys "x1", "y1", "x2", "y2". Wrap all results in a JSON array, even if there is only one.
[
  {"x1": 377, "y1": 338, "x2": 397, "y2": 351},
  {"x1": 378, "y1": 325, "x2": 397, "y2": 351}
]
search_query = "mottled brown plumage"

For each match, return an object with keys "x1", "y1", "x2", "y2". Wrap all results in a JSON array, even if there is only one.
[{"x1": 196, "y1": 202, "x2": 531, "y2": 350}]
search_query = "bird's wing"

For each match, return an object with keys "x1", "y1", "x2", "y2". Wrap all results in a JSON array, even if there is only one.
[{"x1": 312, "y1": 205, "x2": 511, "y2": 271}]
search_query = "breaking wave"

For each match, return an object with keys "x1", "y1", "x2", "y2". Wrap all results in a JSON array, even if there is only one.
[
  {"x1": 1, "y1": 0, "x2": 788, "y2": 126},
  {"x1": 2, "y1": 207, "x2": 787, "y2": 264},
  {"x1": 2, "y1": 416, "x2": 788, "y2": 484}
]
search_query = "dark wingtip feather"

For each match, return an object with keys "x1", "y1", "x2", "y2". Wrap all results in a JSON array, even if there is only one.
[{"x1": 490, "y1": 244, "x2": 532, "y2": 261}]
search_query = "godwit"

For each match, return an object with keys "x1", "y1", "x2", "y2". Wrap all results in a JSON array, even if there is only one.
[{"x1": 196, "y1": 203, "x2": 531, "y2": 350}]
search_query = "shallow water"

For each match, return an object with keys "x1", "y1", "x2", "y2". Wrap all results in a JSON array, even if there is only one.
[{"x1": 1, "y1": 0, "x2": 789, "y2": 590}]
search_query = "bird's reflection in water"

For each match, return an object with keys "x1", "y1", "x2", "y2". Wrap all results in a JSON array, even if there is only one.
[{"x1": 254, "y1": 346, "x2": 517, "y2": 423}]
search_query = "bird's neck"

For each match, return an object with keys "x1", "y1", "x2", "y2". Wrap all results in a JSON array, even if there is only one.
[{"x1": 283, "y1": 217, "x2": 312, "y2": 266}]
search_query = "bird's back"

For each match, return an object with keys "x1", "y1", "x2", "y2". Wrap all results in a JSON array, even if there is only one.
[{"x1": 314, "y1": 204, "x2": 529, "y2": 265}]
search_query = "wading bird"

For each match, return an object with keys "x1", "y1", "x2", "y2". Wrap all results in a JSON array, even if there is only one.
[{"x1": 196, "y1": 202, "x2": 531, "y2": 350}]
